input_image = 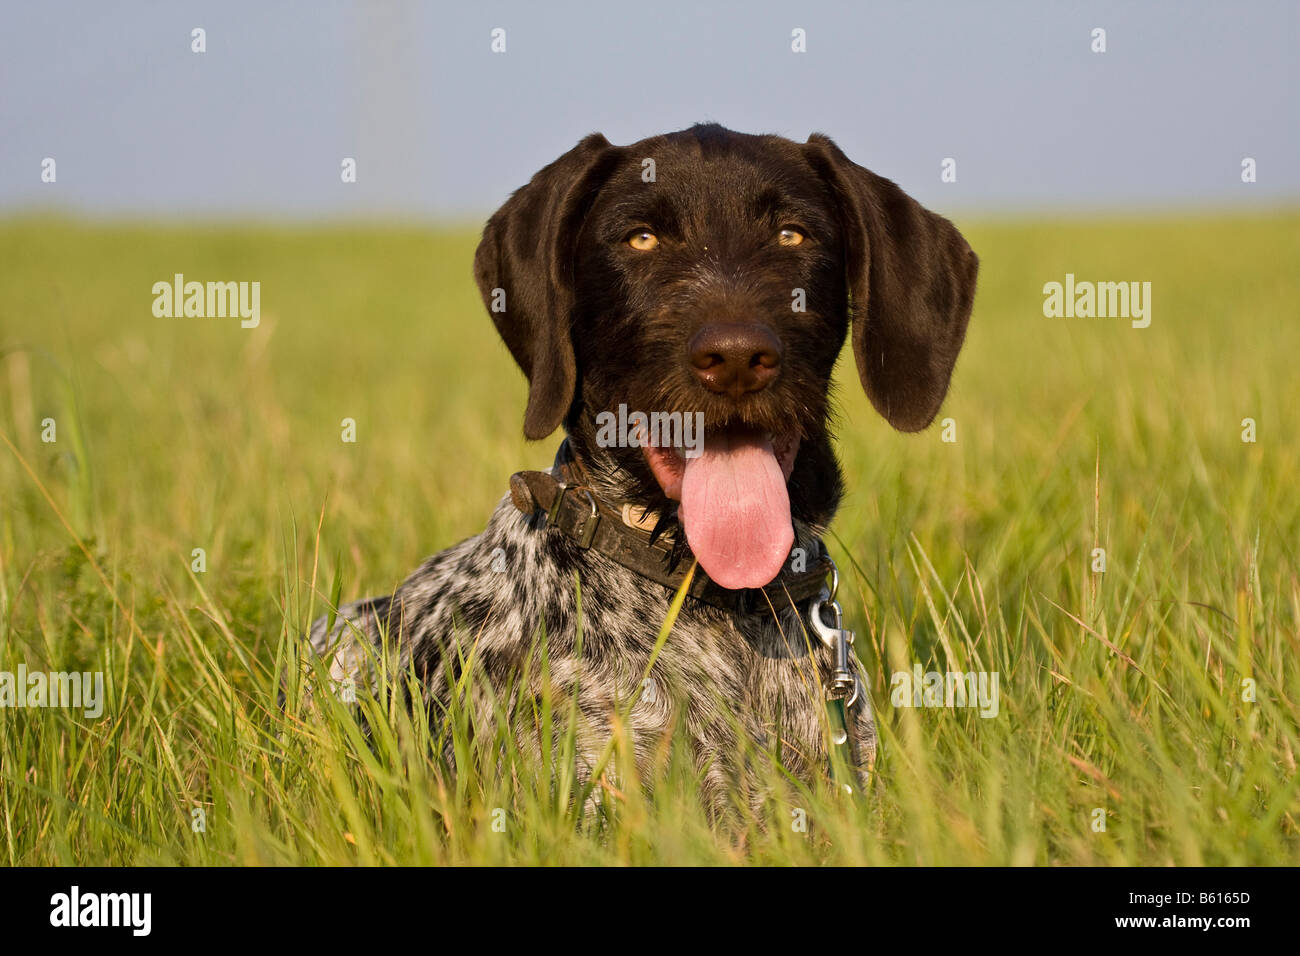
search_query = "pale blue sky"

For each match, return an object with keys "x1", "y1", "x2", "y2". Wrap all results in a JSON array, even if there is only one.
[{"x1": 1, "y1": 0, "x2": 1296, "y2": 221}]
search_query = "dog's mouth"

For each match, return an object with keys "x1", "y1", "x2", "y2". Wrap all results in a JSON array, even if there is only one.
[{"x1": 642, "y1": 424, "x2": 800, "y2": 590}]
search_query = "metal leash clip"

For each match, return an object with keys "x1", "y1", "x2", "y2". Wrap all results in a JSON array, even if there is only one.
[{"x1": 808, "y1": 555, "x2": 858, "y2": 706}]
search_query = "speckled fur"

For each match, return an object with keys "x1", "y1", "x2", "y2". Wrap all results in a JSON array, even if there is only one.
[{"x1": 307, "y1": 486, "x2": 875, "y2": 816}]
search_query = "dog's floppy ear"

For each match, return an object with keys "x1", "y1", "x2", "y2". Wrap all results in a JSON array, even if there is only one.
[
  {"x1": 805, "y1": 134, "x2": 978, "y2": 432},
  {"x1": 474, "y1": 133, "x2": 620, "y2": 440}
]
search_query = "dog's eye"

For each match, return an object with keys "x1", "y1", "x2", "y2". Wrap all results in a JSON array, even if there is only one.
[
  {"x1": 777, "y1": 227, "x2": 806, "y2": 247},
  {"x1": 626, "y1": 229, "x2": 659, "y2": 251}
]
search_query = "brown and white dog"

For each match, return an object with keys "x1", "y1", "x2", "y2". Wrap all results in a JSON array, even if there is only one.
[{"x1": 308, "y1": 124, "x2": 978, "y2": 816}]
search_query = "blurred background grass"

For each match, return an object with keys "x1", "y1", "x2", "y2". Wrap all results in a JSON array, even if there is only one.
[{"x1": 1, "y1": 211, "x2": 1298, "y2": 864}]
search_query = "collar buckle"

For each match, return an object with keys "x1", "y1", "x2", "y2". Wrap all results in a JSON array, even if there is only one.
[{"x1": 546, "y1": 480, "x2": 601, "y2": 549}]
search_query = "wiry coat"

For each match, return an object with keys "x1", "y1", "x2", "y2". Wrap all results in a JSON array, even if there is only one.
[
  {"x1": 308, "y1": 493, "x2": 875, "y2": 813},
  {"x1": 305, "y1": 124, "x2": 977, "y2": 818}
]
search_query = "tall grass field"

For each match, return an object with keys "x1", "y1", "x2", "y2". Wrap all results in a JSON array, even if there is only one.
[{"x1": 1, "y1": 213, "x2": 1298, "y2": 865}]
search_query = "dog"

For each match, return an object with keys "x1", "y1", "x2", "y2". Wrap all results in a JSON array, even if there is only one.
[{"x1": 307, "y1": 123, "x2": 977, "y2": 816}]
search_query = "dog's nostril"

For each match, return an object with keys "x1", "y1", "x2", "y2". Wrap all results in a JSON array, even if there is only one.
[
  {"x1": 691, "y1": 351, "x2": 726, "y2": 371},
  {"x1": 688, "y1": 322, "x2": 783, "y2": 395}
]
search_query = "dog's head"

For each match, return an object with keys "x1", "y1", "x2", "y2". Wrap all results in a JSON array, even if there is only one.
[{"x1": 474, "y1": 124, "x2": 977, "y2": 589}]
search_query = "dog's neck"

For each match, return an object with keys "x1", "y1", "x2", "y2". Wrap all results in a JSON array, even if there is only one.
[
  {"x1": 561, "y1": 407, "x2": 844, "y2": 535},
  {"x1": 551, "y1": 433, "x2": 682, "y2": 550},
  {"x1": 510, "y1": 436, "x2": 833, "y2": 613},
  {"x1": 553, "y1": 416, "x2": 834, "y2": 576},
  {"x1": 560, "y1": 415, "x2": 664, "y2": 517}
]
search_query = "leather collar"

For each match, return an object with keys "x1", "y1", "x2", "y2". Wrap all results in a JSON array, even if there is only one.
[{"x1": 508, "y1": 441, "x2": 832, "y2": 615}]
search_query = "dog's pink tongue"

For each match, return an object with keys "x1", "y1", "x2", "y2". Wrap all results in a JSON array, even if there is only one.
[{"x1": 679, "y1": 430, "x2": 794, "y2": 590}]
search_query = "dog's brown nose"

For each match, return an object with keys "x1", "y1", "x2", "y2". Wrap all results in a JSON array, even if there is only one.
[{"x1": 688, "y1": 323, "x2": 783, "y2": 397}]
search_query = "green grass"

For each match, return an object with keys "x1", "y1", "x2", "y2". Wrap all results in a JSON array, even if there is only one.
[{"x1": 1, "y1": 211, "x2": 1298, "y2": 865}]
